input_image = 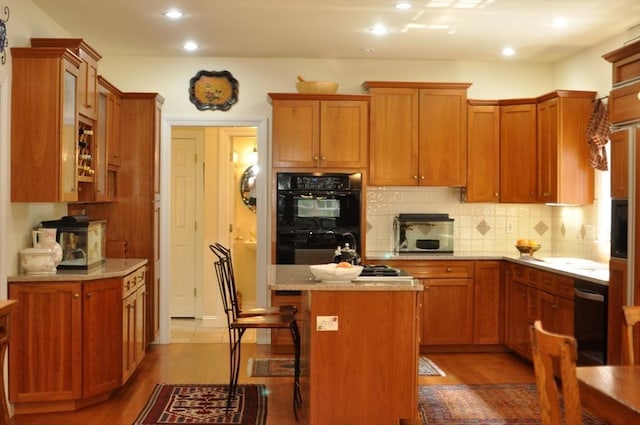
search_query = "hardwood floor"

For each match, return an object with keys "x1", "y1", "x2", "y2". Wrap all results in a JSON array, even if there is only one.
[{"x1": 10, "y1": 345, "x2": 536, "y2": 425}]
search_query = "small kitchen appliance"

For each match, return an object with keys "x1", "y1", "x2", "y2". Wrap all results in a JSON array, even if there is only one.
[
  {"x1": 38, "y1": 215, "x2": 106, "y2": 269},
  {"x1": 394, "y1": 213, "x2": 454, "y2": 254}
]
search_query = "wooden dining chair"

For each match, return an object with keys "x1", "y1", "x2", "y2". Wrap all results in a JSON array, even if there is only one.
[
  {"x1": 623, "y1": 305, "x2": 640, "y2": 365},
  {"x1": 529, "y1": 320, "x2": 582, "y2": 425},
  {"x1": 209, "y1": 243, "x2": 301, "y2": 420}
]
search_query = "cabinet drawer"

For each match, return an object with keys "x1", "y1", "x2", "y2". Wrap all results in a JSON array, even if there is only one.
[
  {"x1": 123, "y1": 266, "x2": 146, "y2": 298},
  {"x1": 537, "y1": 271, "x2": 557, "y2": 294},
  {"x1": 610, "y1": 81, "x2": 640, "y2": 125},
  {"x1": 411, "y1": 262, "x2": 473, "y2": 279},
  {"x1": 556, "y1": 275, "x2": 574, "y2": 300}
]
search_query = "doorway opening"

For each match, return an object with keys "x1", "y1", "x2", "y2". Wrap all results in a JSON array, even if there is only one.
[{"x1": 160, "y1": 118, "x2": 269, "y2": 345}]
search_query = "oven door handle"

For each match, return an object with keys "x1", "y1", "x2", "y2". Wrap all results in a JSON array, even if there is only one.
[{"x1": 574, "y1": 288, "x2": 605, "y2": 302}]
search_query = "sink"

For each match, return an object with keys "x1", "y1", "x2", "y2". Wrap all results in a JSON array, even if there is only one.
[{"x1": 244, "y1": 240, "x2": 257, "y2": 251}]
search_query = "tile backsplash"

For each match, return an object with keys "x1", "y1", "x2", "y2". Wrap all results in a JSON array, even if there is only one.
[{"x1": 365, "y1": 186, "x2": 610, "y2": 262}]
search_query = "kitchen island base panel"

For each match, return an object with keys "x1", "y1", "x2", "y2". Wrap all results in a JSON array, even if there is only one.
[{"x1": 306, "y1": 290, "x2": 420, "y2": 425}]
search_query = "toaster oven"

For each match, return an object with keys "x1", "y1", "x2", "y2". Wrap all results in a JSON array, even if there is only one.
[{"x1": 394, "y1": 213, "x2": 454, "y2": 254}]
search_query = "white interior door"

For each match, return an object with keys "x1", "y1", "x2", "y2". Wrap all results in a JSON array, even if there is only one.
[{"x1": 170, "y1": 128, "x2": 204, "y2": 317}]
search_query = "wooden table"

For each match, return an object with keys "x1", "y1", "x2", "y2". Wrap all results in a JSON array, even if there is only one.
[
  {"x1": 576, "y1": 365, "x2": 640, "y2": 425},
  {"x1": 0, "y1": 300, "x2": 18, "y2": 425}
]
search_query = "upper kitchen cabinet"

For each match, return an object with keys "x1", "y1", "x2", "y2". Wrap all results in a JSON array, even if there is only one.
[
  {"x1": 536, "y1": 90, "x2": 596, "y2": 205},
  {"x1": 11, "y1": 47, "x2": 81, "y2": 202},
  {"x1": 95, "y1": 77, "x2": 123, "y2": 202},
  {"x1": 464, "y1": 100, "x2": 500, "y2": 202},
  {"x1": 268, "y1": 93, "x2": 369, "y2": 169},
  {"x1": 31, "y1": 38, "x2": 102, "y2": 120},
  {"x1": 363, "y1": 81, "x2": 470, "y2": 186},
  {"x1": 499, "y1": 100, "x2": 537, "y2": 203}
]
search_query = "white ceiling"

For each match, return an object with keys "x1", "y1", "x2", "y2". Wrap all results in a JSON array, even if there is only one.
[{"x1": 31, "y1": 0, "x2": 640, "y2": 63}]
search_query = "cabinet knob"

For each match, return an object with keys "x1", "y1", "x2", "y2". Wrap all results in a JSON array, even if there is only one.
[
  {"x1": 73, "y1": 293, "x2": 80, "y2": 298},
  {"x1": 446, "y1": 268, "x2": 452, "y2": 272},
  {"x1": 321, "y1": 156, "x2": 326, "y2": 161},
  {"x1": 494, "y1": 192, "x2": 499, "y2": 197},
  {"x1": 86, "y1": 292, "x2": 93, "y2": 298},
  {"x1": 313, "y1": 156, "x2": 319, "y2": 161},
  {"x1": 420, "y1": 175, "x2": 425, "y2": 180},
  {"x1": 412, "y1": 175, "x2": 418, "y2": 180}
]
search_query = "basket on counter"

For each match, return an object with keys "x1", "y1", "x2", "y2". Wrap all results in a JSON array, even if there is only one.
[{"x1": 515, "y1": 244, "x2": 541, "y2": 256}]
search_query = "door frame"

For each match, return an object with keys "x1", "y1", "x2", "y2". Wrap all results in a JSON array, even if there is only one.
[{"x1": 159, "y1": 116, "x2": 270, "y2": 344}]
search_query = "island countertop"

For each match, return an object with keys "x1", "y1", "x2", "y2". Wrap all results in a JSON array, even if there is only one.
[
  {"x1": 267, "y1": 265, "x2": 423, "y2": 291},
  {"x1": 7, "y1": 258, "x2": 148, "y2": 282}
]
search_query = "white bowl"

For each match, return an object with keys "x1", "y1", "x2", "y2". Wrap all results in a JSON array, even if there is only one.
[
  {"x1": 309, "y1": 263, "x2": 363, "y2": 282},
  {"x1": 20, "y1": 247, "x2": 58, "y2": 275}
]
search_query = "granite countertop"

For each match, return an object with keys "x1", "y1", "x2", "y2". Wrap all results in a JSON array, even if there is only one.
[
  {"x1": 268, "y1": 265, "x2": 423, "y2": 291},
  {"x1": 365, "y1": 251, "x2": 609, "y2": 285},
  {"x1": 8, "y1": 258, "x2": 148, "y2": 282}
]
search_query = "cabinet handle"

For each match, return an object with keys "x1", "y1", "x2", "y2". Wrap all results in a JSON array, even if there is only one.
[
  {"x1": 420, "y1": 175, "x2": 425, "y2": 180},
  {"x1": 446, "y1": 268, "x2": 452, "y2": 272},
  {"x1": 412, "y1": 175, "x2": 418, "y2": 180},
  {"x1": 86, "y1": 292, "x2": 92, "y2": 298},
  {"x1": 73, "y1": 293, "x2": 80, "y2": 298},
  {"x1": 494, "y1": 192, "x2": 499, "y2": 197},
  {"x1": 313, "y1": 155, "x2": 319, "y2": 161},
  {"x1": 321, "y1": 156, "x2": 326, "y2": 161}
]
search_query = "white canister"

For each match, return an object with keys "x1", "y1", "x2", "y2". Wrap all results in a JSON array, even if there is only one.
[{"x1": 20, "y1": 247, "x2": 58, "y2": 275}]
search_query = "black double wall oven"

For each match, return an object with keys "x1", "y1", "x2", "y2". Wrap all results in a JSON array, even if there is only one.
[{"x1": 276, "y1": 172, "x2": 361, "y2": 265}]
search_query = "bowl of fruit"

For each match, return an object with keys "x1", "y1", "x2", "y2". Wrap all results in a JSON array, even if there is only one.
[
  {"x1": 309, "y1": 262, "x2": 363, "y2": 282},
  {"x1": 515, "y1": 239, "x2": 541, "y2": 256}
]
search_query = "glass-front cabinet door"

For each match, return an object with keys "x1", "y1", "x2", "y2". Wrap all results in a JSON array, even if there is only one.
[{"x1": 61, "y1": 60, "x2": 79, "y2": 202}]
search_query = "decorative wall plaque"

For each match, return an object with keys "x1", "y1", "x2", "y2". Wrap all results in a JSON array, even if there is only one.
[
  {"x1": 0, "y1": 6, "x2": 9, "y2": 65},
  {"x1": 188, "y1": 70, "x2": 238, "y2": 111}
]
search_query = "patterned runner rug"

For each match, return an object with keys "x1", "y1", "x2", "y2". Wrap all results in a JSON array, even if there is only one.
[
  {"x1": 247, "y1": 356, "x2": 445, "y2": 377},
  {"x1": 133, "y1": 384, "x2": 267, "y2": 425},
  {"x1": 418, "y1": 383, "x2": 608, "y2": 425}
]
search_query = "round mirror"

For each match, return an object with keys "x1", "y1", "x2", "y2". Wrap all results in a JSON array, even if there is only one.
[{"x1": 240, "y1": 165, "x2": 258, "y2": 213}]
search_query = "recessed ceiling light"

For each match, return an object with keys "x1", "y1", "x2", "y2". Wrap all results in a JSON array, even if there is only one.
[
  {"x1": 552, "y1": 16, "x2": 568, "y2": 28},
  {"x1": 369, "y1": 25, "x2": 389, "y2": 35},
  {"x1": 502, "y1": 46, "x2": 516, "y2": 57},
  {"x1": 164, "y1": 9, "x2": 183, "y2": 19},
  {"x1": 183, "y1": 41, "x2": 198, "y2": 51},
  {"x1": 395, "y1": 1, "x2": 412, "y2": 9}
]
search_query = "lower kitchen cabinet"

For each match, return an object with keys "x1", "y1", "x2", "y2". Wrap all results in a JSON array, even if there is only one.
[
  {"x1": 473, "y1": 261, "x2": 504, "y2": 344},
  {"x1": 504, "y1": 263, "x2": 574, "y2": 360},
  {"x1": 122, "y1": 267, "x2": 147, "y2": 382},
  {"x1": 386, "y1": 260, "x2": 475, "y2": 346},
  {"x1": 8, "y1": 263, "x2": 147, "y2": 414}
]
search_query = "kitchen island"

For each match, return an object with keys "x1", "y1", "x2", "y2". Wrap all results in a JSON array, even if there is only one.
[{"x1": 268, "y1": 265, "x2": 423, "y2": 425}]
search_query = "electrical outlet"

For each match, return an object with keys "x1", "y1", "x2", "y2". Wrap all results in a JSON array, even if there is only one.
[
  {"x1": 316, "y1": 315, "x2": 338, "y2": 331},
  {"x1": 506, "y1": 221, "x2": 514, "y2": 233}
]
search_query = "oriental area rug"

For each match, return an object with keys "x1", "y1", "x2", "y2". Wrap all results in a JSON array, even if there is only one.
[
  {"x1": 247, "y1": 356, "x2": 445, "y2": 377},
  {"x1": 133, "y1": 384, "x2": 267, "y2": 425},
  {"x1": 418, "y1": 383, "x2": 608, "y2": 425}
]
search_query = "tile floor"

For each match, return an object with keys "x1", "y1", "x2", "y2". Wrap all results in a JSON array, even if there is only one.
[{"x1": 170, "y1": 318, "x2": 256, "y2": 343}]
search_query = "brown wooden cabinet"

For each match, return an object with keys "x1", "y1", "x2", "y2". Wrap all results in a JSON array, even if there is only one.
[
  {"x1": 536, "y1": 91, "x2": 596, "y2": 204},
  {"x1": 31, "y1": 38, "x2": 101, "y2": 120},
  {"x1": 122, "y1": 267, "x2": 147, "y2": 382},
  {"x1": 610, "y1": 129, "x2": 629, "y2": 198},
  {"x1": 96, "y1": 77, "x2": 123, "y2": 202},
  {"x1": 465, "y1": 101, "x2": 500, "y2": 202},
  {"x1": 608, "y1": 258, "x2": 628, "y2": 365},
  {"x1": 473, "y1": 261, "x2": 504, "y2": 344},
  {"x1": 608, "y1": 81, "x2": 640, "y2": 125},
  {"x1": 505, "y1": 263, "x2": 574, "y2": 360},
  {"x1": 11, "y1": 47, "x2": 81, "y2": 202},
  {"x1": 499, "y1": 101, "x2": 537, "y2": 203},
  {"x1": 83, "y1": 94, "x2": 163, "y2": 344},
  {"x1": 268, "y1": 93, "x2": 369, "y2": 169},
  {"x1": 386, "y1": 260, "x2": 474, "y2": 345},
  {"x1": 364, "y1": 81, "x2": 470, "y2": 186},
  {"x1": 8, "y1": 278, "x2": 122, "y2": 413}
]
